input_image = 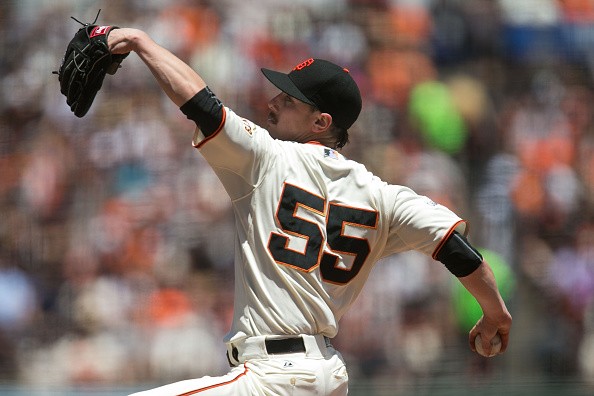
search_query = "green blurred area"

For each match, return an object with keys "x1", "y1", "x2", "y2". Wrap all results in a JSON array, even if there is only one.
[{"x1": 452, "y1": 249, "x2": 516, "y2": 332}]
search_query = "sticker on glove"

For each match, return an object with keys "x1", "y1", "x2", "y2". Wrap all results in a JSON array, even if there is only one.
[{"x1": 90, "y1": 26, "x2": 111, "y2": 37}]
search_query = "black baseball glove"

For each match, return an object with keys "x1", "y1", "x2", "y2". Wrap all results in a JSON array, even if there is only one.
[{"x1": 56, "y1": 21, "x2": 128, "y2": 117}]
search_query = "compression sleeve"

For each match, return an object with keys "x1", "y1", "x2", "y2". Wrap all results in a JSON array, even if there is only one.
[
  {"x1": 180, "y1": 86, "x2": 225, "y2": 137},
  {"x1": 435, "y1": 231, "x2": 483, "y2": 277}
]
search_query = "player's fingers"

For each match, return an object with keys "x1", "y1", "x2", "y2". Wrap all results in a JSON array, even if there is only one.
[
  {"x1": 481, "y1": 335, "x2": 494, "y2": 355},
  {"x1": 468, "y1": 325, "x2": 479, "y2": 352},
  {"x1": 469, "y1": 316, "x2": 501, "y2": 353},
  {"x1": 498, "y1": 329, "x2": 510, "y2": 353}
]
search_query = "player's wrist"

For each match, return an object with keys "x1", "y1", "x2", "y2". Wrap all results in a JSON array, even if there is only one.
[
  {"x1": 108, "y1": 28, "x2": 147, "y2": 54},
  {"x1": 128, "y1": 29, "x2": 151, "y2": 52},
  {"x1": 481, "y1": 307, "x2": 512, "y2": 332}
]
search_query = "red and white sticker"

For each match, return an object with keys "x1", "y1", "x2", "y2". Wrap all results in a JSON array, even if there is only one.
[{"x1": 90, "y1": 26, "x2": 111, "y2": 38}]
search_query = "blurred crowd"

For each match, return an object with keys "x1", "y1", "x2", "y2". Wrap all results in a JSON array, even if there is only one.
[{"x1": 2, "y1": 0, "x2": 594, "y2": 392}]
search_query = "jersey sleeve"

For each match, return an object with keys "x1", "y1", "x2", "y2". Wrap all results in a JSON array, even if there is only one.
[
  {"x1": 192, "y1": 107, "x2": 277, "y2": 197},
  {"x1": 382, "y1": 186, "x2": 467, "y2": 258}
]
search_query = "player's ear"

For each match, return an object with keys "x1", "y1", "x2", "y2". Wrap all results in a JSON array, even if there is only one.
[{"x1": 312, "y1": 112, "x2": 332, "y2": 134}]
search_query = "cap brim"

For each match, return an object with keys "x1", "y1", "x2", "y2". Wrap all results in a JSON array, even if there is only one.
[{"x1": 261, "y1": 68, "x2": 315, "y2": 106}]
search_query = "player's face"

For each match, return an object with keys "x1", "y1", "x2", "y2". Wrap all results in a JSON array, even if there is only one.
[{"x1": 266, "y1": 92, "x2": 320, "y2": 142}]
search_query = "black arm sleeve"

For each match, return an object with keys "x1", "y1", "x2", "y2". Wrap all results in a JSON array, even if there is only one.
[
  {"x1": 180, "y1": 86, "x2": 225, "y2": 137},
  {"x1": 436, "y1": 231, "x2": 483, "y2": 277}
]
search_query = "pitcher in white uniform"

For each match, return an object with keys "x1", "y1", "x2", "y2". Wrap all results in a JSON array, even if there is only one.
[{"x1": 106, "y1": 28, "x2": 512, "y2": 396}]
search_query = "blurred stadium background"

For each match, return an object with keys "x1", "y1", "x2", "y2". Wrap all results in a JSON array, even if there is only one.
[{"x1": 1, "y1": 0, "x2": 594, "y2": 394}]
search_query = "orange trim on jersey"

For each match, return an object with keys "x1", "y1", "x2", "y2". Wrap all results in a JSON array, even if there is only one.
[
  {"x1": 431, "y1": 219, "x2": 468, "y2": 260},
  {"x1": 193, "y1": 107, "x2": 227, "y2": 149},
  {"x1": 176, "y1": 363, "x2": 249, "y2": 395}
]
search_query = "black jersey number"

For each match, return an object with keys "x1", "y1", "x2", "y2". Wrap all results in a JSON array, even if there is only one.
[{"x1": 268, "y1": 183, "x2": 378, "y2": 285}]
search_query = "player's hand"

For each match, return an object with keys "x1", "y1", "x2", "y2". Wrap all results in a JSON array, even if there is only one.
[
  {"x1": 469, "y1": 312, "x2": 511, "y2": 356},
  {"x1": 107, "y1": 28, "x2": 146, "y2": 55}
]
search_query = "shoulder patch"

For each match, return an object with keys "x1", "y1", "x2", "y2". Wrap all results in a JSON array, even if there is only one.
[{"x1": 324, "y1": 148, "x2": 339, "y2": 159}]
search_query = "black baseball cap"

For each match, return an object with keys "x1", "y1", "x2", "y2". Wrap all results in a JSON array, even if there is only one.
[{"x1": 261, "y1": 58, "x2": 362, "y2": 130}]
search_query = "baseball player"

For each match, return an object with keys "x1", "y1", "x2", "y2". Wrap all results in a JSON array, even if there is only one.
[{"x1": 106, "y1": 28, "x2": 512, "y2": 395}]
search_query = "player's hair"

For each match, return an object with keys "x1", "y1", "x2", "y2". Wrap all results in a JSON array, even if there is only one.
[
  {"x1": 307, "y1": 104, "x2": 349, "y2": 149},
  {"x1": 333, "y1": 125, "x2": 349, "y2": 149}
]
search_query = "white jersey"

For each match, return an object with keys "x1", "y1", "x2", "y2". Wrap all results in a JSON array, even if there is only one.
[{"x1": 193, "y1": 107, "x2": 466, "y2": 344}]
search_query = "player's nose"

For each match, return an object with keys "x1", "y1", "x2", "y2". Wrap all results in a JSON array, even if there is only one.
[{"x1": 268, "y1": 94, "x2": 281, "y2": 111}]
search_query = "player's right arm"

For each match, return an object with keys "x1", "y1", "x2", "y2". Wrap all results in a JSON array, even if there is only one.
[
  {"x1": 108, "y1": 28, "x2": 206, "y2": 106},
  {"x1": 108, "y1": 28, "x2": 277, "y2": 193}
]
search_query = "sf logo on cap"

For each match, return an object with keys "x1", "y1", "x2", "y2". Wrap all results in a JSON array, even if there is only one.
[{"x1": 293, "y1": 58, "x2": 314, "y2": 71}]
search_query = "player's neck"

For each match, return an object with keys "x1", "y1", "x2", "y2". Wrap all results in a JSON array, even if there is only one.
[{"x1": 304, "y1": 137, "x2": 336, "y2": 149}]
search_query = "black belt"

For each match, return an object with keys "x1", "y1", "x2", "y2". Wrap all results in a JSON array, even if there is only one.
[
  {"x1": 265, "y1": 337, "x2": 306, "y2": 354},
  {"x1": 227, "y1": 336, "x2": 331, "y2": 367}
]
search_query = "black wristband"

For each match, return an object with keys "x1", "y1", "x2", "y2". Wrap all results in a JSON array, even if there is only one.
[{"x1": 180, "y1": 86, "x2": 225, "y2": 137}]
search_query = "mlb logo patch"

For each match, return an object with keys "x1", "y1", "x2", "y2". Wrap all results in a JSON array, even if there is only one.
[{"x1": 324, "y1": 148, "x2": 339, "y2": 160}]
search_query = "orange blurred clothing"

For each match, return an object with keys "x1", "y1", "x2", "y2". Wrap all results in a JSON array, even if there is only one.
[
  {"x1": 121, "y1": 226, "x2": 163, "y2": 273},
  {"x1": 363, "y1": 3, "x2": 434, "y2": 109},
  {"x1": 368, "y1": 48, "x2": 436, "y2": 108},
  {"x1": 510, "y1": 170, "x2": 546, "y2": 216},
  {"x1": 388, "y1": 4, "x2": 432, "y2": 46},
  {"x1": 161, "y1": 4, "x2": 221, "y2": 55},
  {"x1": 517, "y1": 135, "x2": 575, "y2": 174},
  {"x1": 148, "y1": 288, "x2": 194, "y2": 327},
  {"x1": 559, "y1": 0, "x2": 594, "y2": 22}
]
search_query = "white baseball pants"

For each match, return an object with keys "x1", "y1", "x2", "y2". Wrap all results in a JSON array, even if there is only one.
[{"x1": 129, "y1": 334, "x2": 349, "y2": 395}]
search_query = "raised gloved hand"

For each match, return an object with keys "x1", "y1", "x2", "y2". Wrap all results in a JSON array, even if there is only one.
[{"x1": 55, "y1": 12, "x2": 128, "y2": 117}]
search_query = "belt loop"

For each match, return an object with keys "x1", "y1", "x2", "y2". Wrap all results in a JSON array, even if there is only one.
[
  {"x1": 226, "y1": 345, "x2": 240, "y2": 367},
  {"x1": 302, "y1": 334, "x2": 328, "y2": 358}
]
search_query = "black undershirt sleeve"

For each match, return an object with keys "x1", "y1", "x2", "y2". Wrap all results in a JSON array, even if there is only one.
[
  {"x1": 436, "y1": 231, "x2": 483, "y2": 277},
  {"x1": 179, "y1": 86, "x2": 225, "y2": 137}
]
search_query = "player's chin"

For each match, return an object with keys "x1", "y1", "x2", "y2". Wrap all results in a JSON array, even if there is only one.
[{"x1": 267, "y1": 113, "x2": 277, "y2": 126}]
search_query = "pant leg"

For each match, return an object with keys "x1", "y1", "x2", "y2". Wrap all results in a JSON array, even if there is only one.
[
  {"x1": 248, "y1": 346, "x2": 349, "y2": 396},
  {"x1": 129, "y1": 347, "x2": 349, "y2": 396},
  {"x1": 128, "y1": 364, "x2": 255, "y2": 396}
]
